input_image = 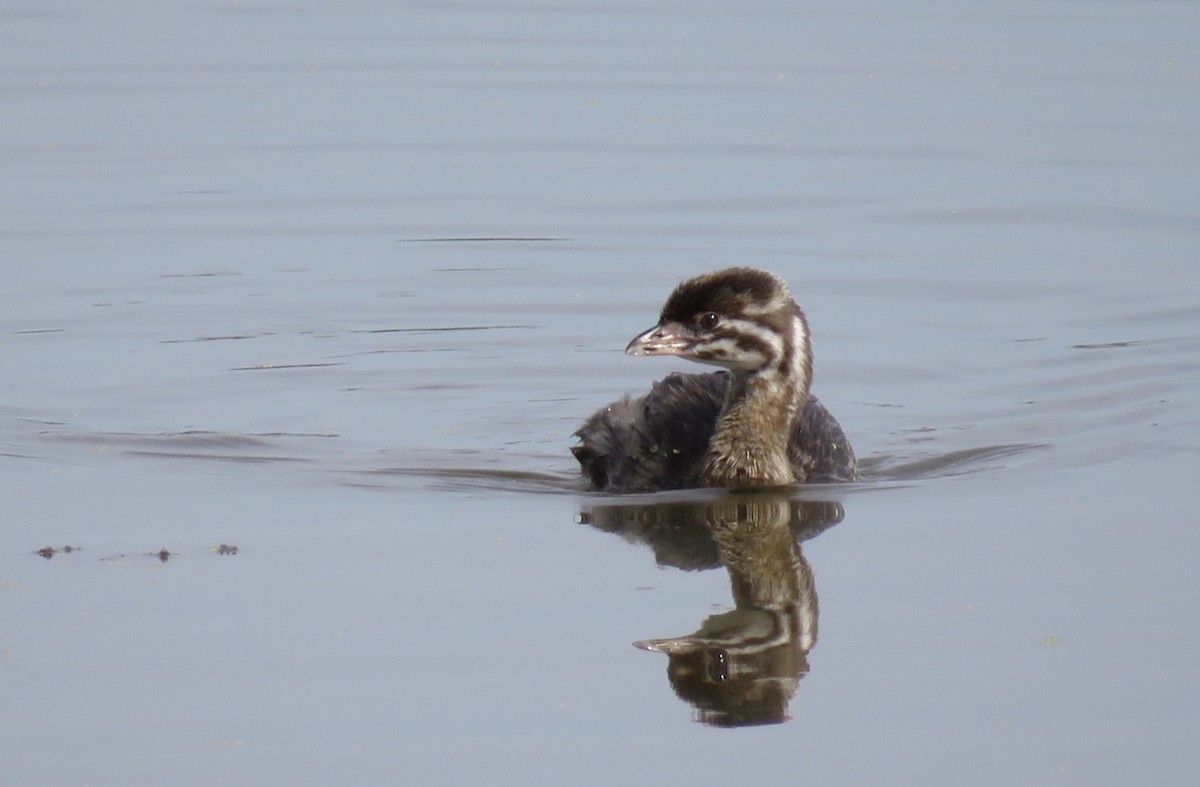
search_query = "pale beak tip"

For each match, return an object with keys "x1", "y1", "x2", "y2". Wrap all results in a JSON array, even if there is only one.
[{"x1": 624, "y1": 321, "x2": 690, "y2": 358}]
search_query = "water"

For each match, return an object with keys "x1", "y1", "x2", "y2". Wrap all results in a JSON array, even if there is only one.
[{"x1": 3, "y1": 1, "x2": 1198, "y2": 784}]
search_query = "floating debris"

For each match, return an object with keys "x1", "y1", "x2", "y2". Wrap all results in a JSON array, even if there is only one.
[
  {"x1": 35, "y1": 545, "x2": 81, "y2": 559},
  {"x1": 38, "y1": 545, "x2": 241, "y2": 563}
]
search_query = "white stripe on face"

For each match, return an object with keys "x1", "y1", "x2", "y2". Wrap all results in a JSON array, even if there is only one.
[
  {"x1": 691, "y1": 319, "x2": 782, "y2": 370},
  {"x1": 789, "y1": 313, "x2": 809, "y2": 387},
  {"x1": 731, "y1": 319, "x2": 784, "y2": 365},
  {"x1": 739, "y1": 288, "x2": 790, "y2": 317},
  {"x1": 693, "y1": 336, "x2": 764, "y2": 368}
]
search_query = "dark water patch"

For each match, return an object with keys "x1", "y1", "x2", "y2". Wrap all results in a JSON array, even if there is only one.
[
  {"x1": 48, "y1": 430, "x2": 331, "y2": 465},
  {"x1": 229, "y1": 362, "x2": 345, "y2": 371},
  {"x1": 161, "y1": 334, "x2": 258, "y2": 343},
  {"x1": 52, "y1": 430, "x2": 275, "y2": 449},
  {"x1": 353, "y1": 324, "x2": 536, "y2": 334},
  {"x1": 235, "y1": 139, "x2": 966, "y2": 161},
  {"x1": 2, "y1": 451, "x2": 38, "y2": 460},
  {"x1": 862, "y1": 443, "x2": 1045, "y2": 482},
  {"x1": 2, "y1": 414, "x2": 68, "y2": 426},
  {"x1": 1070, "y1": 337, "x2": 1189, "y2": 351},
  {"x1": 159, "y1": 271, "x2": 242, "y2": 278},
  {"x1": 871, "y1": 205, "x2": 1200, "y2": 235},
  {"x1": 126, "y1": 450, "x2": 309, "y2": 464},
  {"x1": 580, "y1": 194, "x2": 882, "y2": 214},
  {"x1": 403, "y1": 237, "x2": 567, "y2": 243},
  {"x1": 1071, "y1": 339, "x2": 1144, "y2": 350},
  {"x1": 352, "y1": 464, "x2": 575, "y2": 495},
  {"x1": 413, "y1": 139, "x2": 967, "y2": 160}
]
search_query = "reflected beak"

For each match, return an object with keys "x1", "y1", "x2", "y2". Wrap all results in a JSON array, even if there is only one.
[
  {"x1": 625, "y1": 322, "x2": 692, "y2": 357},
  {"x1": 633, "y1": 636, "x2": 698, "y2": 655}
]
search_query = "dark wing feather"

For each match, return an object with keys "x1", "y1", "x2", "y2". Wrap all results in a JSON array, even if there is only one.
[
  {"x1": 572, "y1": 372, "x2": 724, "y2": 492},
  {"x1": 790, "y1": 396, "x2": 858, "y2": 483}
]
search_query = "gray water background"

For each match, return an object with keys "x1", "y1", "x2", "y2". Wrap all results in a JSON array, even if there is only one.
[{"x1": 3, "y1": 1, "x2": 1198, "y2": 784}]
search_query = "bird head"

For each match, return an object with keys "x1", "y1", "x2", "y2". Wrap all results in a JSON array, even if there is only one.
[{"x1": 626, "y1": 267, "x2": 809, "y2": 378}]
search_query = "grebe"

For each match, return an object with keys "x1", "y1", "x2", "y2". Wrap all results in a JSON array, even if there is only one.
[{"x1": 573, "y1": 267, "x2": 856, "y2": 491}]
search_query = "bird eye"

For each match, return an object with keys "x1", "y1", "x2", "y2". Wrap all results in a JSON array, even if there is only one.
[{"x1": 698, "y1": 312, "x2": 720, "y2": 330}]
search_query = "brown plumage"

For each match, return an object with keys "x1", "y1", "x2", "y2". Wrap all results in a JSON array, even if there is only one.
[{"x1": 573, "y1": 267, "x2": 857, "y2": 492}]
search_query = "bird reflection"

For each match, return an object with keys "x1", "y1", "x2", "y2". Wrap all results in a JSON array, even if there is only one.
[{"x1": 578, "y1": 492, "x2": 843, "y2": 727}]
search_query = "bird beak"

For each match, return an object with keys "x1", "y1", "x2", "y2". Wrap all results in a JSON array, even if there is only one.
[
  {"x1": 632, "y1": 637, "x2": 694, "y2": 654},
  {"x1": 625, "y1": 322, "x2": 692, "y2": 357}
]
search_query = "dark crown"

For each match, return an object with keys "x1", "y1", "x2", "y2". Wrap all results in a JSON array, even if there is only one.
[{"x1": 660, "y1": 267, "x2": 788, "y2": 324}]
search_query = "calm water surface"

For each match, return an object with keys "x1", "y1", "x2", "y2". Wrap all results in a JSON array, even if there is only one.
[{"x1": 3, "y1": 2, "x2": 1198, "y2": 784}]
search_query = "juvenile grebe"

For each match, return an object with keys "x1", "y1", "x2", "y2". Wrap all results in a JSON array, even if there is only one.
[{"x1": 573, "y1": 267, "x2": 857, "y2": 492}]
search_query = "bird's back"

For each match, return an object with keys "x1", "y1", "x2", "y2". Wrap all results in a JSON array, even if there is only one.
[{"x1": 573, "y1": 372, "x2": 857, "y2": 492}]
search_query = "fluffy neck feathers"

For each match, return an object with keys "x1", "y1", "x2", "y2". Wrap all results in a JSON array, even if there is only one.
[{"x1": 701, "y1": 308, "x2": 812, "y2": 488}]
